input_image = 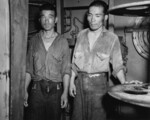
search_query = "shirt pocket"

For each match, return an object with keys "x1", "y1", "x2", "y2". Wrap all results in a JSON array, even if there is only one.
[
  {"x1": 96, "y1": 52, "x2": 109, "y2": 61},
  {"x1": 52, "y1": 53, "x2": 63, "y2": 63},
  {"x1": 74, "y1": 52, "x2": 84, "y2": 70},
  {"x1": 50, "y1": 53, "x2": 63, "y2": 74},
  {"x1": 93, "y1": 52, "x2": 110, "y2": 72}
]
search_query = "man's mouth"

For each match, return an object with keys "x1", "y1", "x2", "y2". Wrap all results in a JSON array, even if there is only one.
[
  {"x1": 90, "y1": 23, "x2": 96, "y2": 25},
  {"x1": 90, "y1": 24, "x2": 97, "y2": 27}
]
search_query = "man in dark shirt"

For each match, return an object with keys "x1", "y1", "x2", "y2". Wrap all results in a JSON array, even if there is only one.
[{"x1": 24, "y1": 3, "x2": 71, "y2": 120}]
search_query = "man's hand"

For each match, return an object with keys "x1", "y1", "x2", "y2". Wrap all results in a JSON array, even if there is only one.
[
  {"x1": 24, "y1": 91, "x2": 29, "y2": 107},
  {"x1": 24, "y1": 73, "x2": 31, "y2": 107},
  {"x1": 124, "y1": 80, "x2": 143, "y2": 84},
  {"x1": 61, "y1": 93, "x2": 68, "y2": 108},
  {"x1": 69, "y1": 82, "x2": 76, "y2": 97}
]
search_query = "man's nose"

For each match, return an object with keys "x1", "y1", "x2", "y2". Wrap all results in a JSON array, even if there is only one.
[
  {"x1": 91, "y1": 16, "x2": 95, "y2": 22},
  {"x1": 45, "y1": 18, "x2": 49, "y2": 23}
]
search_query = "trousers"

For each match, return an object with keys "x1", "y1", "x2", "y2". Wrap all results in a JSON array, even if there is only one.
[
  {"x1": 71, "y1": 72, "x2": 108, "y2": 120},
  {"x1": 25, "y1": 80, "x2": 63, "y2": 120}
]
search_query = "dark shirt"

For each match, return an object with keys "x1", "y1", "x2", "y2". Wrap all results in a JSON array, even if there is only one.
[
  {"x1": 72, "y1": 27, "x2": 125, "y2": 77},
  {"x1": 26, "y1": 31, "x2": 71, "y2": 82}
]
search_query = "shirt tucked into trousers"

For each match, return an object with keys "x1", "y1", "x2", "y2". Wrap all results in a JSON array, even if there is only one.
[
  {"x1": 26, "y1": 80, "x2": 62, "y2": 120},
  {"x1": 25, "y1": 31, "x2": 71, "y2": 120},
  {"x1": 71, "y1": 28, "x2": 124, "y2": 120},
  {"x1": 71, "y1": 72, "x2": 108, "y2": 120}
]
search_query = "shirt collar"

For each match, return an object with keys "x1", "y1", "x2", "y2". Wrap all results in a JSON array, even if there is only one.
[
  {"x1": 101, "y1": 27, "x2": 107, "y2": 37},
  {"x1": 87, "y1": 26, "x2": 107, "y2": 37},
  {"x1": 102, "y1": 26, "x2": 107, "y2": 33}
]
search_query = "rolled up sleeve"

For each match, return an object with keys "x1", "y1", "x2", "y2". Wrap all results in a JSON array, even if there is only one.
[
  {"x1": 110, "y1": 37, "x2": 126, "y2": 77},
  {"x1": 71, "y1": 33, "x2": 81, "y2": 76},
  {"x1": 62, "y1": 39, "x2": 71, "y2": 77},
  {"x1": 26, "y1": 40, "x2": 33, "y2": 76},
  {"x1": 72, "y1": 57, "x2": 78, "y2": 76}
]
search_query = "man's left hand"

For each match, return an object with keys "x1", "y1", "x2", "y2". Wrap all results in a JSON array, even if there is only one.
[
  {"x1": 124, "y1": 80, "x2": 143, "y2": 84},
  {"x1": 61, "y1": 93, "x2": 68, "y2": 108}
]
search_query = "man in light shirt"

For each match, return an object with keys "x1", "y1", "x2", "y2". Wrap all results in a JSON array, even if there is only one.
[{"x1": 69, "y1": 1, "x2": 125, "y2": 120}]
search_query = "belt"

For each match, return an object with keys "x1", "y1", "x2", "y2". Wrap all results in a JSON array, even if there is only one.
[
  {"x1": 78, "y1": 71, "x2": 107, "y2": 78},
  {"x1": 32, "y1": 80, "x2": 62, "y2": 92}
]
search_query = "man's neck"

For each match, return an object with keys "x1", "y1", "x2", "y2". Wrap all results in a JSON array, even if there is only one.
[
  {"x1": 88, "y1": 27, "x2": 104, "y2": 50},
  {"x1": 42, "y1": 29, "x2": 56, "y2": 39},
  {"x1": 90, "y1": 26, "x2": 103, "y2": 35}
]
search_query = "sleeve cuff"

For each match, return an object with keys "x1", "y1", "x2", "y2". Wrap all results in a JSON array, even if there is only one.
[
  {"x1": 72, "y1": 64, "x2": 78, "y2": 76},
  {"x1": 112, "y1": 65, "x2": 126, "y2": 78},
  {"x1": 26, "y1": 69, "x2": 33, "y2": 77},
  {"x1": 63, "y1": 70, "x2": 71, "y2": 77}
]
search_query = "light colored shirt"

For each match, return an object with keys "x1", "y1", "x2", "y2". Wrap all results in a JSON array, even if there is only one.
[{"x1": 72, "y1": 27, "x2": 125, "y2": 77}]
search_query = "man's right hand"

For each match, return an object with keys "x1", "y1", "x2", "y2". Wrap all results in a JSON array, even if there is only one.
[
  {"x1": 24, "y1": 91, "x2": 29, "y2": 107},
  {"x1": 69, "y1": 82, "x2": 76, "y2": 97}
]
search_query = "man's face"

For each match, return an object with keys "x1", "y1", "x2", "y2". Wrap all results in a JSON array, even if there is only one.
[
  {"x1": 40, "y1": 10, "x2": 57, "y2": 31},
  {"x1": 87, "y1": 6, "x2": 105, "y2": 31}
]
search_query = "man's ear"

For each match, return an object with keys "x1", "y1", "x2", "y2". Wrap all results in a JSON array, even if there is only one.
[
  {"x1": 104, "y1": 15, "x2": 108, "y2": 21},
  {"x1": 55, "y1": 17, "x2": 58, "y2": 23}
]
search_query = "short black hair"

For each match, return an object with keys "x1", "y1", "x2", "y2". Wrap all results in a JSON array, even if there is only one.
[
  {"x1": 88, "y1": 0, "x2": 108, "y2": 14},
  {"x1": 39, "y1": 3, "x2": 57, "y2": 17}
]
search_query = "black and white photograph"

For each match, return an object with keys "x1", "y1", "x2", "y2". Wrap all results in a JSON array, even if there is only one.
[{"x1": 0, "y1": 0, "x2": 150, "y2": 120}]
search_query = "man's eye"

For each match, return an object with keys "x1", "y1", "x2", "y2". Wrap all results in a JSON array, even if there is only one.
[
  {"x1": 41, "y1": 16, "x2": 45, "y2": 19},
  {"x1": 88, "y1": 14, "x2": 92, "y2": 17},
  {"x1": 48, "y1": 15, "x2": 54, "y2": 18}
]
